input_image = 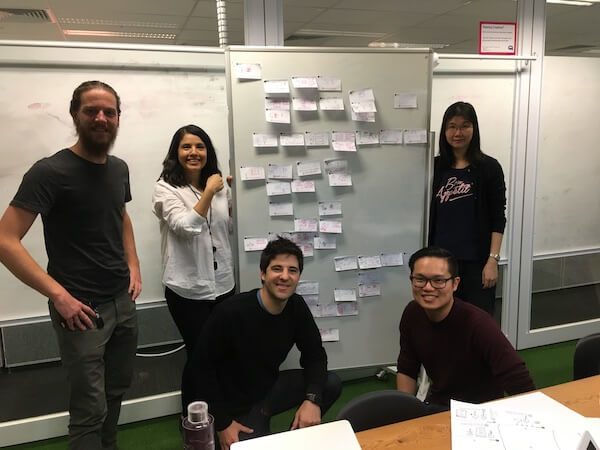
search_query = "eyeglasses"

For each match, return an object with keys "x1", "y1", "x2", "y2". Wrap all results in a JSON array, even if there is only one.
[
  {"x1": 410, "y1": 276, "x2": 454, "y2": 289},
  {"x1": 446, "y1": 124, "x2": 473, "y2": 132}
]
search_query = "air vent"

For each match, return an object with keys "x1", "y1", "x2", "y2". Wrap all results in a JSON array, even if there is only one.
[{"x1": 0, "y1": 8, "x2": 54, "y2": 23}]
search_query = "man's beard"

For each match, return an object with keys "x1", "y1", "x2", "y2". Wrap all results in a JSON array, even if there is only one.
[{"x1": 76, "y1": 122, "x2": 118, "y2": 156}]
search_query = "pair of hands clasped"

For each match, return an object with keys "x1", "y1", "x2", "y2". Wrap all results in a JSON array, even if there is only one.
[{"x1": 217, "y1": 400, "x2": 321, "y2": 450}]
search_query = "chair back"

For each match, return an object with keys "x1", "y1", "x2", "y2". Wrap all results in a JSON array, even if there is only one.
[
  {"x1": 335, "y1": 389, "x2": 428, "y2": 432},
  {"x1": 574, "y1": 333, "x2": 600, "y2": 380}
]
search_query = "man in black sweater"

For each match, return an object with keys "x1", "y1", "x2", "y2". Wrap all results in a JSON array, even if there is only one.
[
  {"x1": 396, "y1": 246, "x2": 535, "y2": 409},
  {"x1": 189, "y1": 237, "x2": 341, "y2": 449}
]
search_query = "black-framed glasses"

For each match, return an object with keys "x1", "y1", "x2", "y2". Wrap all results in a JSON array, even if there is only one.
[{"x1": 410, "y1": 276, "x2": 454, "y2": 289}]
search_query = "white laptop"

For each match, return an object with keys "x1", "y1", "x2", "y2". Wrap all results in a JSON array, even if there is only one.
[{"x1": 230, "y1": 420, "x2": 361, "y2": 450}]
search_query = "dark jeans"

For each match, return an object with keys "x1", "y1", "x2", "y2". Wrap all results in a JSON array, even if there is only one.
[
  {"x1": 455, "y1": 260, "x2": 496, "y2": 316},
  {"x1": 218, "y1": 369, "x2": 342, "y2": 446},
  {"x1": 165, "y1": 286, "x2": 235, "y2": 414}
]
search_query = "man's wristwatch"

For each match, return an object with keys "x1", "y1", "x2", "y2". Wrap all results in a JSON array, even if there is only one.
[
  {"x1": 305, "y1": 392, "x2": 322, "y2": 407},
  {"x1": 489, "y1": 253, "x2": 500, "y2": 262}
]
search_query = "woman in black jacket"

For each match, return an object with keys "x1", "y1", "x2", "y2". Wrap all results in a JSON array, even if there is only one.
[{"x1": 428, "y1": 102, "x2": 506, "y2": 315}]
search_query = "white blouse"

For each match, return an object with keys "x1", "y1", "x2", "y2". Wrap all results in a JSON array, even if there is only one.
[{"x1": 152, "y1": 179, "x2": 234, "y2": 300}]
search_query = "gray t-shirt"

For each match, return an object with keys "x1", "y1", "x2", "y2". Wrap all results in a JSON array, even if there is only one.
[{"x1": 11, "y1": 148, "x2": 131, "y2": 303}]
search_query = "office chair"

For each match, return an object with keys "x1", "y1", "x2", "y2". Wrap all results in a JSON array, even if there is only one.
[
  {"x1": 335, "y1": 390, "x2": 428, "y2": 432},
  {"x1": 573, "y1": 333, "x2": 600, "y2": 380}
]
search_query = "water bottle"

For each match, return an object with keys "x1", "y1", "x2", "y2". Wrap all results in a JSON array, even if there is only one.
[{"x1": 182, "y1": 401, "x2": 215, "y2": 450}]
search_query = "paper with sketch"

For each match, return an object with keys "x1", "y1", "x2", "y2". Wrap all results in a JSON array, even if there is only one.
[
  {"x1": 334, "y1": 288, "x2": 356, "y2": 302},
  {"x1": 358, "y1": 271, "x2": 380, "y2": 284},
  {"x1": 356, "y1": 131, "x2": 379, "y2": 145},
  {"x1": 244, "y1": 237, "x2": 268, "y2": 251},
  {"x1": 299, "y1": 243, "x2": 314, "y2": 257},
  {"x1": 240, "y1": 166, "x2": 265, "y2": 181},
  {"x1": 297, "y1": 281, "x2": 319, "y2": 295},
  {"x1": 319, "y1": 328, "x2": 340, "y2": 342},
  {"x1": 268, "y1": 201, "x2": 293, "y2": 217},
  {"x1": 292, "y1": 97, "x2": 318, "y2": 111},
  {"x1": 296, "y1": 161, "x2": 321, "y2": 177},
  {"x1": 267, "y1": 163, "x2": 293, "y2": 179},
  {"x1": 349, "y1": 87, "x2": 374, "y2": 103},
  {"x1": 279, "y1": 133, "x2": 305, "y2": 146},
  {"x1": 351, "y1": 110, "x2": 376, "y2": 122},
  {"x1": 252, "y1": 133, "x2": 278, "y2": 147},
  {"x1": 328, "y1": 173, "x2": 352, "y2": 186},
  {"x1": 358, "y1": 255, "x2": 382, "y2": 269},
  {"x1": 310, "y1": 304, "x2": 337, "y2": 318},
  {"x1": 394, "y1": 92, "x2": 418, "y2": 108},
  {"x1": 314, "y1": 234, "x2": 336, "y2": 249},
  {"x1": 334, "y1": 256, "x2": 358, "y2": 272},
  {"x1": 266, "y1": 181, "x2": 291, "y2": 196},
  {"x1": 359, "y1": 283, "x2": 381, "y2": 298},
  {"x1": 264, "y1": 79, "x2": 289, "y2": 94},
  {"x1": 305, "y1": 131, "x2": 329, "y2": 147},
  {"x1": 318, "y1": 201, "x2": 342, "y2": 216},
  {"x1": 265, "y1": 98, "x2": 290, "y2": 110},
  {"x1": 331, "y1": 131, "x2": 357, "y2": 152},
  {"x1": 317, "y1": 76, "x2": 342, "y2": 91},
  {"x1": 265, "y1": 109, "x2": 290, "y2": 124},
  {"x1": 380, "y1": 129, "x2": 403, "y2": 144},
  {"x1": 235, "y1": 62, "x2": 262, "y2": 80},
  {"x1": 294, "y1": 218, "x2": 318, "y2": 232},
  {"x1": 337, "y1": 302, "x2": 359, "y2": 316},
  {"x1": 451, "y1": 395, "x2": 586, "y2": 450},
  {"x1": 319, "y1": 219, "x2": 342, "y2": 234},
  {"x1": 291, "y1": 76, "x2": 318, "y2": 89},
  {"x1": 291, "y1": 179, "x2": 316, "y2": 193},
  {"x1": 319, "y1": 97, "x2": 345, "y2": 111},
  {"x1": 381, "y1": 252, "x2": 404, "y2": 266},
  {"x1": 404, "y1": 129, "x2": 428, "y2": 144}
]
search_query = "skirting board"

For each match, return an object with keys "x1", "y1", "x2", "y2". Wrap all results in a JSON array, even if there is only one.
[{"x1": 0, "y1": 391, "x2": 181, "y2": 447}]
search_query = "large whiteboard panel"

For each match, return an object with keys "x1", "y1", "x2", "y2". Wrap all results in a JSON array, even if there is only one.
[
  {"x1": 535, "y1": 57, "x2": 600, "y2": 255},
  {"x1": 227, "y1": 47, "x2": 432, "y2": 370},
  {"x1": 0, "y1": 44, "x2": 229, "y2": 320}
]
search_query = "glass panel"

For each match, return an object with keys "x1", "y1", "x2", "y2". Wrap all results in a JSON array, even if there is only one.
[
  {"x1": 531, "y1": 54, "x2": 600, "y2": 329},
  {"x1": 283, "y1": 0, "x2": 517, "y2": 54}
]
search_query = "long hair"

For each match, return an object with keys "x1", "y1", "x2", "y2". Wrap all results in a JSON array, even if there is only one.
[
  {"x1": 438, "y1": 101, "x2": 484, "y2": 167},
  {"x1": 158, "y1": 125, "x2": 221, "y2": 189}
]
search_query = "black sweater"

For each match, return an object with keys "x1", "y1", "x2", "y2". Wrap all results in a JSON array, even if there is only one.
[
  {"x1": 190, "y1": 289, "x2": 328, "y2": 431},
  {"x1": 428, "y1": 154, "x2": 507, "y2": 262}
]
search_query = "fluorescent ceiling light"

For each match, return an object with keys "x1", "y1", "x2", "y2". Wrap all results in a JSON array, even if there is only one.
[
  {"x1": 63, "y1": 30, "x2": 176, "y2": 39},
  {"x1": 293, "y1": 28, "x2": 386, "y2": 39},
  {"x1": 59, "y1": 17, "x2": 179, "y2": 29},
  {"x1": 369, "y1": 42, "x2": 449, "y2": 49},
  {"x1": 546, "y1": 0, "x2": 592, "y2": 5}
]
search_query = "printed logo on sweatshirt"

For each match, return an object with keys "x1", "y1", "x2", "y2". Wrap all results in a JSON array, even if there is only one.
[{"x1": 436, "y1": 177, "x2": 473, "y2": 204}]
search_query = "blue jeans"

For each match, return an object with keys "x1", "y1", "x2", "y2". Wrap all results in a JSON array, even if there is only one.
[{"x1": 49, "y1": 291, "x2": 138, "y2": 450}]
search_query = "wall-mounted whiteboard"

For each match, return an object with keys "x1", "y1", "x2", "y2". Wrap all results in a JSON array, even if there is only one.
[
  {"x1": 227, "y1": 47, "x2": 432, "y2": 370},
  {"x1": 0, "y1": 43, "x2": 229, "y2": 321}
]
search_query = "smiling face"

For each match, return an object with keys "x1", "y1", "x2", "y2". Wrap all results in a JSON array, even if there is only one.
[
  {"x1": 177, "y1": 133, "x2": 207, "y2": 177},
  {"x1": 444, "y1": 115, "x2": 473, "y2": 155},
  {"x1": 260, "y1": 253, "x2": 301, "y2": 311},
  {"x1": 72, "y1": 88, "x2": 119, "y2": 156},
  {"x1": 411, "y1": 256, "x2": 460, "y2": 322}
]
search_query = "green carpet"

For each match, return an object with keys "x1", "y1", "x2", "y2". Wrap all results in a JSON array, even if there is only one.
[{"x1": 7, "y1": 341, "x2": 577, "y2": 449}]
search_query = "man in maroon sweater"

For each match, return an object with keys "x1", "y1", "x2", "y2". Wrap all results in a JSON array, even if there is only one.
[{"x1": 396, "y1": 246, "x2": 535, "y2": 409}]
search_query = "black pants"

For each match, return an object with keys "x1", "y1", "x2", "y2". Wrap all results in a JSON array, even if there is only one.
[
  {"x1": 219, "y1": 369, "x2": 342, "y2": 445},
  {"x1": 455, "y1": 260, "x2": 496, "y2": 316},
  {"x1": 165, "y1": 286, "x2": 235, "y2": 414}
]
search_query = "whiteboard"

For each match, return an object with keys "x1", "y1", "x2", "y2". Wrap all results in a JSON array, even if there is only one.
[
  {"x1": 227, "y1": 47, "x2": 432, "y2": 370},
  {"x1": 0, "y1": 43, "x2": 229, "y2": 320}
]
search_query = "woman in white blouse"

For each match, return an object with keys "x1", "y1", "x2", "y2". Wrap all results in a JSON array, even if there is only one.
[{"x1": 152, "y1": 124, "x2": 234, "y2": 414}]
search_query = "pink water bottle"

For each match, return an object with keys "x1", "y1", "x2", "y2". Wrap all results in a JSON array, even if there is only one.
[{"x1": 182, "y1": 401, "x2": 215, "y2": 450}]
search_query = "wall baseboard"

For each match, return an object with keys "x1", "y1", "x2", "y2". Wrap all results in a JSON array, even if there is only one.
[{"x1": 0, "y1": 391, "x2": 181, "y2": 447}]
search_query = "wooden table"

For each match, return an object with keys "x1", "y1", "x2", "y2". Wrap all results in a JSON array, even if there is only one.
[{"x1": 356, "y1": 375, "x2": 600, "y2": 449}]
